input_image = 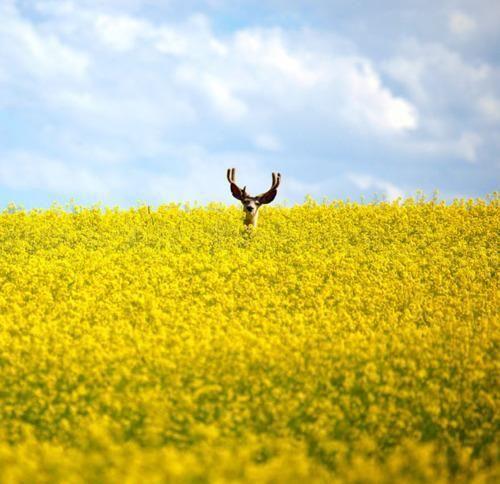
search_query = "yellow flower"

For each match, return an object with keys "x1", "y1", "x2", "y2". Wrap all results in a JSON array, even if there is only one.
[{"x1": 0, "y1": 196, "x2": 498, "y2": 482}]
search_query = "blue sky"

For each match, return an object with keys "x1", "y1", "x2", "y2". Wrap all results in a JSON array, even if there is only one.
[{"x1": 0, "y1": 0, "x2": 499, "y2": 208}]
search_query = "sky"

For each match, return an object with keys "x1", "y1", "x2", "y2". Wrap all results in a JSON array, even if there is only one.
[{"x1": 0, "y1": 0, "x2": 499, "y2": 208}]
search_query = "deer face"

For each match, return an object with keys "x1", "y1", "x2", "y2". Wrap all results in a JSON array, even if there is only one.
[
  {"x1": 227, "y1": 168, "x2": 281, "y2": 227},
  {"x1": 242, "y1": 197, "x2": 260, "y2": 214}
]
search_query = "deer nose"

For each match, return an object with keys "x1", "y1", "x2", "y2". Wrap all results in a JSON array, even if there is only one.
[{"x1": 246, "y1": 206, "x2": 254, "y2": 212}]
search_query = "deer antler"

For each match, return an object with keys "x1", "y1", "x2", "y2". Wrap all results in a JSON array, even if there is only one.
[
  {"x1": 227, "y1": 168, "x2": 247, "y2": 200},
  {"x1": 257, "y1": 172, "x2": 281, "y2": 204},
  {"x1": 227, "y1": 168, "x2": 282, "y2": 226}
]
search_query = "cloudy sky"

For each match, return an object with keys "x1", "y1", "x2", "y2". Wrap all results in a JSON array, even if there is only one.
[{"x1": 0, "y1": 0, "x2": 499, "y2": 208}]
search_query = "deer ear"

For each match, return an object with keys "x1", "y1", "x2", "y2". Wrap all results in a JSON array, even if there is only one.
[
  {"x1": 230, "y1": 183, "x2": 243, "y2": 200},
  {"x1": 258, "y1": 189, "x2": 277, "y2": 204}
]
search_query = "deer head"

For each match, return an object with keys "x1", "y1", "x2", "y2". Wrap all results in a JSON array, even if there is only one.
[{"x1": 227, "y1": 168, "x2": 281, "y2": 226}]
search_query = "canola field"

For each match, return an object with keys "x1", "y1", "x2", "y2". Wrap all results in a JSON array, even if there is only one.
[{"x1": 0, "y1": 197, "x2": 498, "y2": 483}]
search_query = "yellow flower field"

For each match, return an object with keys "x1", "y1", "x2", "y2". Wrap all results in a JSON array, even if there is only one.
[{"x1": 0, "y1": 196, "x2": 498, "y2": 483}]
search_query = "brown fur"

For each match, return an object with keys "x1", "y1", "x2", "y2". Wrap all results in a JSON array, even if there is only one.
[{"x1": 227, "y1": 168, "x2": 281, "y2": 226}]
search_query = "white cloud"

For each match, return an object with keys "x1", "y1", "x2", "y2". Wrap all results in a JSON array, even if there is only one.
[
  {"x1": 281, "y1": 177, "x2": 326, "y2": 201},
  {"x1": 383, "y1": 41, "x2": 492, "y2": 109},
  {"x1": 0, "y1": 152, "x2": 110, "y2": 196},
  {"x1": 234, "y1": 30, "x2": 321, "y2": 88},
  {"x1": 154, "y1": 27, "x2": 189, "y2": 56},
  {"x1": 458, "y1": 132, "x2": 482, "y2": 163},
  {"x1": 449, "y1": 11, "x2": 476, "y2": 36},
  {"x1": 255, "y1": 134, "x2": 282, "y2": 152},
  {"x1": 0, "y1": 0, "x2": 497, "y2": 206},
  {"x1": 398, "y1": 131, "x2": 482, "y2": 163},
  {"x1": 478, "y1": 96, "x2": 500, "y2": 122},
  {"x1": 383, "y1": 40, "x2": 498, "y2": 163},
  {"x1": 94, "y1": 14, "x2": 148, "y2": 52},
  {"x1": 0, "y1": 12, "x2": 89, "y2": 83},
  {"x1": 1, "y1": 2, "x2": 419, "y2": 139},
  {"x1": 348, "y1": 173, "x2": 404, "y2": 201},
  {"x1": 342, "y1": 60, "x2": 418, "y2": 132},
  {"x1": 230, "y1": 29, "x2": 417, "y2": 133},
  {"x1": 203, "y1": 75, "x2": 248, "y2": 120}
]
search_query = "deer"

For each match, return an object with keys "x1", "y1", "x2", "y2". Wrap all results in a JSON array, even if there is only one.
[{"x1": 227, "y1": 168, "x2": 281, "y2": 227}]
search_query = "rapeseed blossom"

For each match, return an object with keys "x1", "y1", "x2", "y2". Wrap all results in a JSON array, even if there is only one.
[{"x1": 0, "y1": 197, "x2": 498, "y2": 482}]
